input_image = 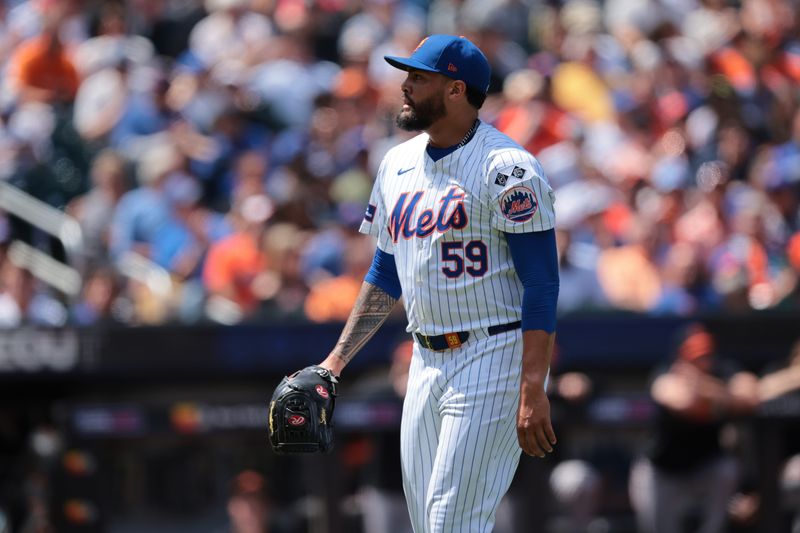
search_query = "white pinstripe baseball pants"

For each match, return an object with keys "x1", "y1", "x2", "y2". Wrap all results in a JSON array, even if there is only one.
[{"x1": 400, "y1": 328, "x2": 524, "y2": 533}]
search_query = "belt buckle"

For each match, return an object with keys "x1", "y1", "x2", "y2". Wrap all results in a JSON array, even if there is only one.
[{"x1": 444, "y1": 333, "x2": 462, "y2": 349}]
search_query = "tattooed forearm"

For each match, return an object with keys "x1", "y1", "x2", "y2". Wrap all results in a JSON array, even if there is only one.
[{"x1": 331, "y1": 282, "x2": 398, "y2": 366}]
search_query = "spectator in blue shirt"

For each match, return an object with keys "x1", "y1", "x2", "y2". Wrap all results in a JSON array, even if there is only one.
[{"x1": 109, "y1": 142, "x2": 179, "y2": 261}]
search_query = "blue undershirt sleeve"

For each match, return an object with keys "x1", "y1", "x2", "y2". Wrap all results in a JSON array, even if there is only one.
[
  {"x1": 364, "y1": 248, "x2": 402, "y2": 299},
  {"x1": 503, "y1": 229, "x2": 559, "y2": 333}
]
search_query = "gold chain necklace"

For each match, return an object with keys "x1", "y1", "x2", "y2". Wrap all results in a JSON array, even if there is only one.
[{"x1": 457, "y1": 119, "x2": 480, "y2": 148}]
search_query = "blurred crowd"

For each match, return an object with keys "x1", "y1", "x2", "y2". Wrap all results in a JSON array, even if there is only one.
[{"x1": 1, "y1": 0, "x2": 800, "y2": 326}]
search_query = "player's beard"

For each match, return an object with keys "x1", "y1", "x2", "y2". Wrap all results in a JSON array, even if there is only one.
[{"x1": 396, "y1": 91, "x2": 447, "y2": 131}]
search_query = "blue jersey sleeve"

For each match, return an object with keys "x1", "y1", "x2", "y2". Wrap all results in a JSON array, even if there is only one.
[
  {"x1": 364, "y1": 248, "x2": 402, "y2": 299},
  {"x1": 503, "y1": 230, "x2": 559, "y2": 333}
]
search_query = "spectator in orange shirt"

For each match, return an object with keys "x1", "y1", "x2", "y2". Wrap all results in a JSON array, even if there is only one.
[
  {"x1": 7, "y1": 18, "x2": 79, "y2": 104},
  {"x1": 495, "y1": 69, "x2": 576, "y2": 157},
  {"x1": 304, "y1": 233, "x2": 373, "y2": 323},
  {"x1": 203, "y1": 194, "x2": 273, "y2": 316}
]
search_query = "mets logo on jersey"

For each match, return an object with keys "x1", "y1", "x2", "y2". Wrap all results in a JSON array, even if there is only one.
[
  {"x1": 388, "y1": 186, "x2": 468, "y2": 242},
  {"x1": 500, "y1": 186, "x2": 538, "y2": 222}
]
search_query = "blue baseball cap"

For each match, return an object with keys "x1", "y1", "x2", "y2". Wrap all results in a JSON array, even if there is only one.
[{"x1": 384, "y1": 35, "x2": 491, "y2": 94}]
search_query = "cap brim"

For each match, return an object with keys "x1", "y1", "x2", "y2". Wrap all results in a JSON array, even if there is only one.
[{"x1": 384, "y1": 55, "x2": 439, "y2": 74}]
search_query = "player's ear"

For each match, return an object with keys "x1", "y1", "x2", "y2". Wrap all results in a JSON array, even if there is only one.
[{"x1": 448, "y1": 80, "x2": 466, "y2": 99}]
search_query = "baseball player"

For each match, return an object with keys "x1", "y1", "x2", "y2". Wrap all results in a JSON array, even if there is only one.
[{"x1": 318, "y1": 35, "x2": 559, "y2": 532}]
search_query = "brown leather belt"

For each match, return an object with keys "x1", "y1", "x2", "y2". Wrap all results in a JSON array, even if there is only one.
[{"x1": 414, "y1": 321, "x2": 522, "y2": 351}]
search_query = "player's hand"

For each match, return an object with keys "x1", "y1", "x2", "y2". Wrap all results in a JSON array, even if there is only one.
[{"x1": 517, "y1": 385, "x2": 556, "y2": 458}]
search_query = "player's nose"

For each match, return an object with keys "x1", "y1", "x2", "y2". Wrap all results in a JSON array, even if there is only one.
[{"x1": 400, "y1": 87, "x2": 413, "y2": 106}]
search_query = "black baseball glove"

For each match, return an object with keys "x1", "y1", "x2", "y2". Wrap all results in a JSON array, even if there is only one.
[{"x1": 268, "y1": 365, "x2": 338, "y2": 454}]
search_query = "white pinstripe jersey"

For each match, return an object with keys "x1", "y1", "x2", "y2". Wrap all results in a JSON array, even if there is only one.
[{"x1": 360, "y1": 122, "x2": 556, "y2": 336}]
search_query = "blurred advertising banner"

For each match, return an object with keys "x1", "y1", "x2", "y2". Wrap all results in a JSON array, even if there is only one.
[{"x1": 0, "y1": 314, "x2": 797, "y2": 379}]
